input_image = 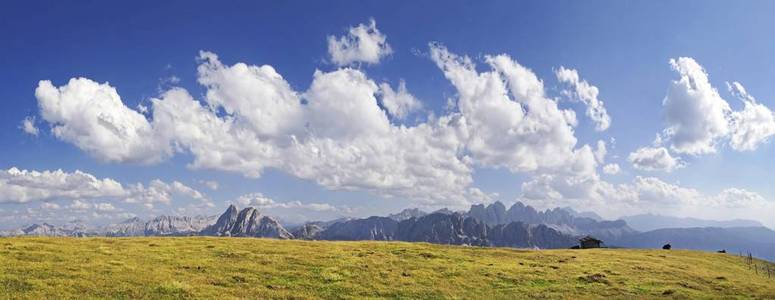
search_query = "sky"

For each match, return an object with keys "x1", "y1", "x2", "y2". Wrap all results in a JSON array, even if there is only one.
[{"x1": 2, "y1": 0, "x2": 775, "y2": 228}]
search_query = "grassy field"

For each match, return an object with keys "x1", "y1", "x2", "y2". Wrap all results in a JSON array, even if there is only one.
[{"x1": 0, "y1": 237, "x2": 774, "y2": 299}]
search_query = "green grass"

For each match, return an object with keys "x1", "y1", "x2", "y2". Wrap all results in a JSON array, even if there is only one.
[{"x1": 0, "y1": 237, "x2": 774, "y2": 299}]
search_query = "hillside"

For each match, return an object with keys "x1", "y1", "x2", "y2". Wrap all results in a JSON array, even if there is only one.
[{"x1": 1, "y1": 238, "x2": 774, "y2": 298}]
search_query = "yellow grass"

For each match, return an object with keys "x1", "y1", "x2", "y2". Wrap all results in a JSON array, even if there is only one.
[{"x1": 1, "y1": 237, "x2": 774, "y2": 299}]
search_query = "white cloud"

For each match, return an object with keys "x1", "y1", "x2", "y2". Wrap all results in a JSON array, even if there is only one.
[
  {"x1": 125, "y1": 180, "x2": 205, "y2": 206},
  {"x1": 555, "y1": 67, "x2": 611, "y2": 131},
  {"x1": 379, "y1": 80, "x2": 422, "y2": 119},
  {"x1": 0, "y1": 167, "x2": 125, "y2": 204},
  {"x1": 662, "y1": 57, "x2": 731, "y2": 155},
  {"x1": 303, "y1": 68, "x2": 390, "y2": 139},
  {"x1": 429, "y1": 44, "x2": 592, "y2": 176},
  {"x1": 196, "y1": 51, "x2": 304, "y2": 138},
  {"x1": 200, "y1": 180, "x2": 219, "y2": 191},
  {"x1": 32, "y1": 46, "x2": 611, "y2": 207},
  {"x1": 628, "y1": 146, "x2": 684, "y2": 172},
  {"x1": 602, "y1": 163, "x2": 620, "y2": 175},
  {"x1": 94, "y1": 202, "x2": 117, "y2": 212},
  {"x1": 520, "y1": 172, "x2": 771, "y2": 222},
  {"x1": 328, "y1": 19, "x2": 392, "y2": 66},
  {"x1": 0, "y1": 167, "x2": 207, "y2": 217},
  {"x1": 710, "y1": 188, "x2": 769, "y2": 208},
  {"x1": 235, "y1": 193, "x2": 337, "y2": 212},
  {"x1": 152, "y1": 53, "x2": 477, "y2": 206},
  {"x1": 727, "y1": 81, "x2": 775, "y2": 151},
  {"x1": 594, "y1": 140, "x2": 607, "y2": 164},
  {"x1": 20, "y1": 116, "x2": 39, "y2": 136},
  {"x1": 150, "y1": 62, "x2": 475, "y2": 205},
  {"x1": 35, "y1": 78, "x2": 170, "y2": 163},
  {"x1": 634, "y1": 58, "x2": 775, "y2": 162},
  {"x1": 68, "y1": 200, "x2": 91, "y2": 210},
  {"x1": 40, "y1": 202, "x2": 60, "y2": 210}
]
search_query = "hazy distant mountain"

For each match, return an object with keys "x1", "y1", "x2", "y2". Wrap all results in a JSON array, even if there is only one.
[
  {"x1": 0, "y1": 228, "x2": 24, "y2": 237},
  {"x1": 143, "y1": 215, "x2": 216, "y2": 236},
  {"x1": 22, "y1": 223, "x2": 67, "y2": 237},
  {"x1": 612, "y1": 226, "x2": 775, "y2": 261},
  {"x1": 2, "y1": 215, "x2": 219, "y2": 237},
  {"x1": 560, "y1": 207, "x2": 603, "y2": 221},
  {"x1": 103, "y1": 217, "x2": 146, "y2": 237},
  {"x1": 388, "y1": 208, "x2": 427, "y2": 221},
  {"x1": 621, "y1": 214, "x2": 764, "y2": 232},
  {"x1": 467, "y1": 201, "x2": 636, "y2": 241},
  {"x1": 1, "y1": 222, "x2": 89, "y2": 237}
]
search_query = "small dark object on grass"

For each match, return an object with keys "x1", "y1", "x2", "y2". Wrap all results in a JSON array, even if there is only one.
[
  {"x1": 578, "y1": 273, "x2": 609, "y2": 285},
  {"x1": 662, "y1": 243, "x2": 671, "y2": 250},
  {"x1": 717, "y1": 249, "x2": 726, "y2": 253}
]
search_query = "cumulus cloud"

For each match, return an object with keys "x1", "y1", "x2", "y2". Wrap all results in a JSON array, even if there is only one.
[
  {"x1": 40, "y1": 202, "x2": 60, "y2": 210},
  {"x1": 125, "y1": 180, "x2": 206, "y2": 207},
  {"x1": 20, "y1": 116, "x2": 39, "y2": 136},
  {"x1": 628, "y1": 146, "x2": 684, "y2": 172},
  {"x1": 68, "y1": 199, "x2": 91, "y2": 210},
  {"x1": 0, "y1": 167, "x2": 125, "y2": 204},
  {"x1": 32, "y1": 46, "x2": 608, "y2": 207},
  {"x1": 200, "y1": 180, "x2": 219, "y2": 191},
  {"x1": 662, "y1": 57, "x2": 731, "y2": 155},
  {"x1": 379, "y1": 80, "x2": 422, "y2": 119},
  {"x1": 632, "y1": 58, "x2": 775, "y2": 166},
  {"x1": 196, "y1": 51, "x2": 304, "y2": 138},
  {"x1": 94, "y1": 202, "x2": 117, "y2": 212},
  {"x1": 521, "y1": 171, "x2": 771, "y2": 221},
  {"x1": 35, "y1": 78, "x2": 170, "y2": 163},
  {"x1": 0, "y1": 167, "x2": 208, "y2": 215},
  {"x1": 602, "y1": 163, "x2": 620, "y2": 175},
  {"x1": 727, "y1": 81, "x2": 775, "y2": 151},
  {"x1": 328, "y1": 19, "x2": 392, "y2": 66},
  {"x1": 429, "y1": 44, "x2": 593, "y2": 176},
  {"x1": 235, "y1": 193, "x2": 337, "y2": 212},
  {"x1": 555, "y1": 67, "x2": 611, "y2": 131},
  {"x1": 154, "y1": 58, "x2": 474, "y2": 205}
]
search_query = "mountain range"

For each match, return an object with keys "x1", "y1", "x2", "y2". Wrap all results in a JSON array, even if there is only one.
[
  {"x1": 2, "y1": 201, "x2": 773, "y2": 260},
  {"x1": 620, "y1": 213, "x2": 764, "y2": 232}
]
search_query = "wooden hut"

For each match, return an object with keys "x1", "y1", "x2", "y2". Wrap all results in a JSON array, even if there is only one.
[{"x1": 579, "y1": 236, "x2": 603, "y2": 249}]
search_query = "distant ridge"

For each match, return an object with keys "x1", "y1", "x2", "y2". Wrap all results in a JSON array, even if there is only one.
[
  {"x1": 466, "y1": 201, "x2": 637, "y2": 241},
  {"x1": 621, "y1": 213, "x2": 764, "y2": 232}
]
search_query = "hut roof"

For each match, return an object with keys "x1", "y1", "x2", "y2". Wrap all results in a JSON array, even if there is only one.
[{"x1": 579, "y1": 236, "x2": 602, "y2": 243}]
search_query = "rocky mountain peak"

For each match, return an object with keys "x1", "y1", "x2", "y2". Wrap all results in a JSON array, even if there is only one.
[{"x1": 202, "y1": 206, "x2": 292, "y2": 239}]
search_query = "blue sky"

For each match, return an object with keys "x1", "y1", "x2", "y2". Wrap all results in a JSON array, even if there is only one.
[{"x1": 2, "y1": 0, "x2": 775, "y2": 228}]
